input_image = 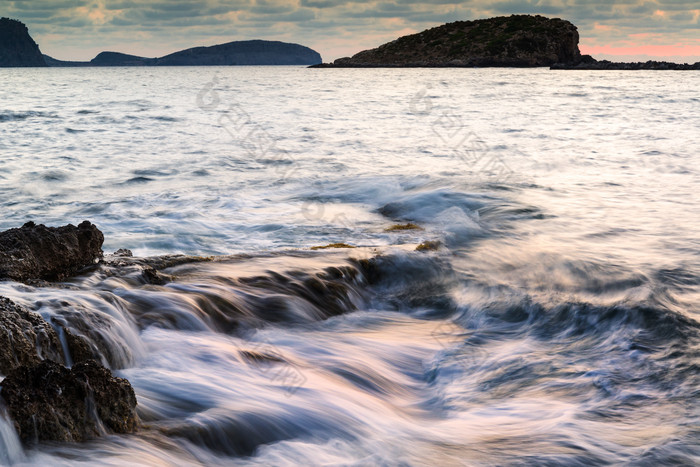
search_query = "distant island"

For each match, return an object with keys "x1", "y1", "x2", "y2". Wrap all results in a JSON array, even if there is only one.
[
  {"x1": 2, "y1": 15, "x2": 698, "y2": 70},
  {"x1": 311, "y1": 14, "x2": 700, "y2": 70},
  {"x1": 0, "y1": 17, "x2": 322, "y2": 67},
  {"x1": 0, "y1": 17, "x2": 46, "y2": 66}
]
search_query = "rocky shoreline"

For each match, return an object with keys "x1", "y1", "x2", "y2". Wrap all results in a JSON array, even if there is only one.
[
  {"x1": 0, "y1": 220, "x2": 401, "y2": 446},
  {"x1": 0, "y1": 221, "x2": 138, "y2": 443}
]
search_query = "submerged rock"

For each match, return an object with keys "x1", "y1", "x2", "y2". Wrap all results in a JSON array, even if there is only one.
[
  {"x1": 310, "y1": 243, "x2": 356, "y2": 250},
  {"x1": 0, "y1": 221, "x2": 104, "y2": 282},
  {"x1": 1, "y1": 359, "x2": 137, "y2": 443}
]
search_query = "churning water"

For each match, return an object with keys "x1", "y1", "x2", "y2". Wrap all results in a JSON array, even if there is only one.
[{"x1": 0, "y1": 66, "x2": 699, "y2": 465}]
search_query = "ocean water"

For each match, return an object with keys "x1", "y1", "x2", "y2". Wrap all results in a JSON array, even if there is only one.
[{"x1": 0, "y1": 66, "x2": 699, "y2": 465}]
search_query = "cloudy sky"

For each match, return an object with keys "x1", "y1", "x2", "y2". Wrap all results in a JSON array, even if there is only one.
[{"x1": 3, "y1": 0, "x2": 700, "y2": 63}]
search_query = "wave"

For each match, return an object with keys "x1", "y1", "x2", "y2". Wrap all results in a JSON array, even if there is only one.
[
  {"x1": 1, "y1": 245, "x2": 699, "y2": 465},
  {"x1": 0, "y1": 111, "x2": 58, "y2": 122}
]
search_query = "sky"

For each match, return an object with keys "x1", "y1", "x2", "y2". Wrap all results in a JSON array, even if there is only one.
[{"x1": 2, "y1": 0, "x2": 699, "y2": 63}]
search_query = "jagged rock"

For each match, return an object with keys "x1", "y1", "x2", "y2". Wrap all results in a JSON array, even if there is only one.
[
  {"x1": 0, "y1": 18, "x2": 46, "y2": 67},
  {"x1": 0, "y1": 359, "x2": 137, "y2": 443},
  {"x1": 312, "y1": 15, "x2": 581, "y2": 68},
  {"x1": 0, "y1": 221, "x2": 104, "y2": 282},
  {"x1": 0, "y1": 297, "x2": 64, "y2": 375}
]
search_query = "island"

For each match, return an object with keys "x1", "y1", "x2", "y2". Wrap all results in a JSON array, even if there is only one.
[
  {"x1": 312, "y1": 15, "x2": 582, "y2": 68},
  {"x1": 311, "y1": 14, "x2": 700, "y2": 70},
  {"x1": 45, "y1": 40, "x2": 322, "y2": 67},
  {"x1": 0, "y1": 17, "x2": 322, "y2": 67},
  {"x1": 0, "y1": 17, "x2": 46, "y2": 67}
]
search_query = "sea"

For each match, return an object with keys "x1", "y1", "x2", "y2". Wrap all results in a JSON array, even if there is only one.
[{"x1": 0, "y1": 66, "x2": 699, "y2": 466}]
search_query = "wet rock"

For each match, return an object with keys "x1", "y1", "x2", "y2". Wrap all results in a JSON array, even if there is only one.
[
  {"x1": 113, "y1": 249, "x2": 133, "y2": 257},
  {"x1": 0, "y1": 359, "x2": 137, "y2": 443},
  {"x1": 416, "y1": 241, "x2": 442, "y2": 252},
  {"x1": 0, "y1": 221, "x2": 104, "y2": 282},
  {"x1": 385, "y1": 223, "x2": 422, "y2": 232},
  {"x1": 0, "y1": 297, "x2": 64, "y2": 375},
  {"x1": 64, "y1": 327, "x2": 100, "y2": 365},
  {"x1": 310, "y1": 243, "x2": 356, "y2": 250},
  {"x1": 237, "y1": 265, "x2": 362, "y2": 320},
  {"x1": 44, "y1": 301, "x2": 136, "y2": 369},
  {"x1": 142, "y1": 266, "x2": 169, "y2": 285}
]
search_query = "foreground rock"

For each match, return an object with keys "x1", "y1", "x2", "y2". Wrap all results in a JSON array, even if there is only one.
[
  {"x1": 0, "y1": 18, "x2": 46, "y2": 67},
  {"x1": 0, "y1": 297, "x2": 64, "y2": 375},
  {"x1": 0, "y1": 221, "x2": 104, "y2": 282},
  {"x1": 313, "y1": 15, "x2": 581, "y2": 68},
  {"x1": 0, "y1": 296, "x2": 104, "y2": 374},
  {"x1": 1, "y1": 359, "x2": 137, "y2": 443}
]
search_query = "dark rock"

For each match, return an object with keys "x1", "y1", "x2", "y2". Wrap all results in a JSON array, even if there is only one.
[
  {"x1": 152, "y1": 40, "x2": 322, "y2": 66},
  {"x1": 63, "y1": 327, "x2": 100, "y2": 365},
  {"x1": 41, "y1": 300, "x2": 135, "y2": 369},
  {"x1": 113, "y1": 248, "x2": 134, "y2": 257},
  {"x1": 142, "y1": 266, "x2": 169, "y2": 285},
  {"x1": 0, "y1": 297, "x2": 64, "y2": 375},
  {"x1": 0, "y1": 18, "x2": 46, "y2": 67},
  {"x1": 0, "y1": 221, "x2": 104, "y2": 282},
  {"x1": 44, "y1": 40, "x2": 322, "y2": 67},
  {"x1": 551, "y1": 58, "x2": 700, "y2": 70},
  {"x1": 312, "y1": 15, "x2": 581, "y2": 68},
  {"x1": 1, "y1": 359, "x2": 138, "y2": 443},
  {"x1": 90, "y1": 51, "x2": 150, "y2": 66},
  {"x1": 416, "y1": 241, "x2": 442, "y2": 252}
]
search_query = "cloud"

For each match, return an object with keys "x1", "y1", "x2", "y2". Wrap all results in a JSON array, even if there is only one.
[{"x1": 3, "y1": 0, "x2": 699, "y2": 62}]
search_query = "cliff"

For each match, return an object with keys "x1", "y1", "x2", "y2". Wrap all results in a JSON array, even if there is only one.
[
  {"x1": 314, "y1": 15, "x2": 581, "y2": 68},
  {"x1": 0, "y1": 18, "x2": 46, "y2": 67}
]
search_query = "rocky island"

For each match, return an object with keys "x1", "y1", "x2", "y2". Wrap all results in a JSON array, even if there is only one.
[
  {"x1": 313, "y1": 15, "x2": 582, "y2": 68},
  {"x1": 312, "y1": 14, "x2": 700, "y2": 70},
  {"x1": 0, "y1": 18, "x2": 321, "y2": 67},
  {"x1": 46, "y1": 40, "x2": 322, "y2": 66},
  {"x1": 0, "y1": 17, "x2": 46, "y2": 67}
]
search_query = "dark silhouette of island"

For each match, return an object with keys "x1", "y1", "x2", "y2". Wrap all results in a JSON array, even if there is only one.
[
  {"x1": 45, "y1": 40, "x2": 322, "y2": 66},
  {"x1": 0, "y1": 17, "x2": 47, "y2": 67},
  {"x1": 311, "y1": 14, "x2": 700, "y2": 70},
  {"x1": 2, "y1": 16, "x2": 698, "y2": 70},
  {"x1": 0, "y1": 18, "x2": 322, "y2": 67},
  {"x1": 313, "y1": 15, "x2": 582, "y2": 68}
]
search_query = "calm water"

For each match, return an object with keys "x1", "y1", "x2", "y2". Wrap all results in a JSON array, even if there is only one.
[{"x1": 0, "y1": 67, "x2": 699, "y2": 465}]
